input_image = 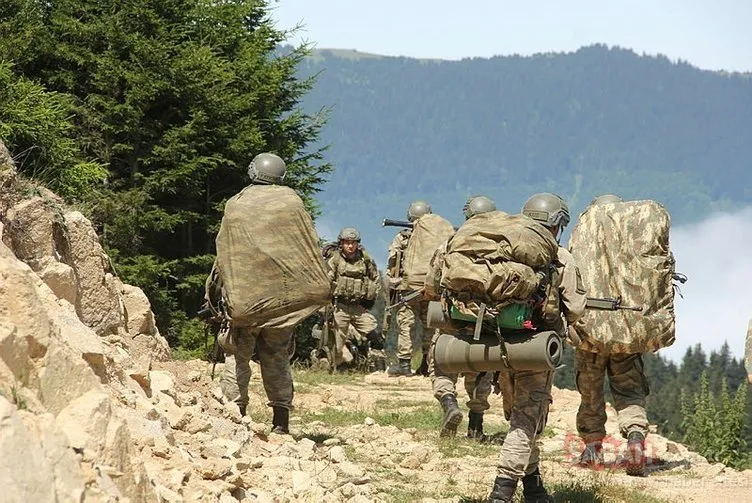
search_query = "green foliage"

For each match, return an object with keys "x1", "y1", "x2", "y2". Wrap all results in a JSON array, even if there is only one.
[
  {"x1": 681, "y1": 372, "x2": 748, "y2": 468},
  {"x1": 0, "y1": 0, "x2": 332, "y2": 355},
  {"x1": 0, "y1": 61, "x2": 106, "y2": 198}
]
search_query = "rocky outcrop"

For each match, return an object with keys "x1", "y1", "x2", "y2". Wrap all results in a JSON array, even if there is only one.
[{"x1": 0, "y1": 138, "x2": 167, "y2": 501}]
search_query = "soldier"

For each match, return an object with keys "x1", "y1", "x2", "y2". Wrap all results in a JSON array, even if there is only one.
[
  {"x1": 327, "y1": 227, "x2": 382, "y2": 369},
  {"x1": 487, "y1": 193, "x2": 586, "y2": 503},
  {"x1": 204, "y1": 152, "x2": 330, "y2": 434},
  {"x1": 429, "y1": 196, "x2": 497, "y2": 439},
  {"x1": 386, "y1": 200, "x2": 433, "y2": 377},
  {"x1": 574, "y1": 194, "x2": 655, "y2": 476}
]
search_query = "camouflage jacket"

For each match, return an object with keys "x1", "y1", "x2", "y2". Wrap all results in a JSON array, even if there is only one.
[
  {"x1": 327, "y1": 248, "x2": 381, "y2": 303},
  {"x1": 386, "y1": 229, "x2": 412, "y2": 290}
]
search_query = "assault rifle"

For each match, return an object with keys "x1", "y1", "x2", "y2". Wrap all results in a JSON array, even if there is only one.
[
  {"x1": 386, "y1": 289, "x2": 424, "y2": 310},
  {"x1": 382, "y1": 218, "x2": 459, "y2": 231},
  {"x1": 585, "y1": 297, "x2": 643, "y2": 312},
  {"x1": 383, "y1": 218, "x2": 413, "y2": 229},
  {"x1": 312, "y1": 304, "x2": 335, "y2": 372},
  {"x1": 198, "y1": 303, "x2": 224, "y2": 379}
]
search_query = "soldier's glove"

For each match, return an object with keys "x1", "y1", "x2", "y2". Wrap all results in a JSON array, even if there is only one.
[{"x1": 360, "y1": 298, "x2": 376, "y2": 309}]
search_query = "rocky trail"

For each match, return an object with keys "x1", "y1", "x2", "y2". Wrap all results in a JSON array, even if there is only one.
[
  {"x1": 1, "y1": 140, "x2": 751, "y2": 503},
  {"x1": 143, "y1": 358, "x2": 752, "y2": 502}
]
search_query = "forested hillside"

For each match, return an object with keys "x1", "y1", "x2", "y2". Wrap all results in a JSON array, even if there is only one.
[{"x1": 298, "y1": 45, "x2": 752, "y2": 256}]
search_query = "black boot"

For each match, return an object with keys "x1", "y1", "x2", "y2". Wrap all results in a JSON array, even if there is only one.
[
  {"x1": 578, "y1": 440, "x2": 604, "y2": 467},
  {"x1": 417, "y1": 352, "x2": 430, "y2": 376},
  {"x1": 467, "y1": 411, "x2": 486, "y2": 441},
  {"x1": 238, "y1": 404, "x2": 246, "y2": 417},
  {"x1": 439, "y1": 394, "x2": 463, "y2": 438},
  {"x1": 271, "y1": 406, "x2": 290, "y2": 434},
  {"x1": 521, "y1": 468, "x2": 554, "y2": 502},
  {"x1": 488, "y1": 476, "x2": 517, "y2": 503},
  {"x1": 387, "y1": 358, "x2": 413, "y2": 377},
  {"x1": 625, "y1": 431, "x2": 646, "y2": 476}
]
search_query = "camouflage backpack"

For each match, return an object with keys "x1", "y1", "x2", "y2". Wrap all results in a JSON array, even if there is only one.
[
  {"x1": 402, "y1": 213, "x2": 455, "y2": 291},
  {"x1": 569, "y1": 200, "x2": 676, "y2": 353},
  {"x1": 439, "y1": 211, "x2": 560, "y2": 323},
  {"x1": 215, "y1": 185, "x2": 332, "y2": 328}
]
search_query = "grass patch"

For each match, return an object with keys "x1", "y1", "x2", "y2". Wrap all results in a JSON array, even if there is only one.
[
  {"x1": 292, "y1": 368, "x2": 365, "y2": 386},
  {"x1": 432, "y1": 435, "x2": 500, "y2": 458},
  {"x1": 300, "y1": 405, "x2": 444, "y2": 431},
  {"x1": 374, "y1": 398, "x2": 433, "y2": 408},
  {"x1": 550, "y1": 479, "x2": 671, "y2": 503}
]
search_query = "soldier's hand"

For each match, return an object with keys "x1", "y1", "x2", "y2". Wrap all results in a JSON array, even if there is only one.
[{"x1": 387, "y1": 277, "x2": 402, "y2": 289}]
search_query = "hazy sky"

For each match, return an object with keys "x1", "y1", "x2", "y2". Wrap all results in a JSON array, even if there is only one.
[{"x1": 272, "y1": 0, "x2": 752, "y2": 72}]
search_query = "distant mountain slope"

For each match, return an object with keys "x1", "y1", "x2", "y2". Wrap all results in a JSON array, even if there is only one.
[{"x1": 297, "y1": 45, "x2": 752, "y2": 262}]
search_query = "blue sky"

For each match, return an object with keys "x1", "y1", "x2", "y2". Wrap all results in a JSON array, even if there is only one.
[{"x1": 271, "y1": 0, "x2": 752, "y2": 72}]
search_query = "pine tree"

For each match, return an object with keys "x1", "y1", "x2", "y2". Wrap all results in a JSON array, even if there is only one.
[{"x1": 1, "y1": 0, "x2": 332, "y2": 351}]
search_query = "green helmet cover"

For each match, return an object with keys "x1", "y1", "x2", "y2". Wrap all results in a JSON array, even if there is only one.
[
  {"x1": 407, "y1": 200, "x2": 432, "y2": 222},
  {"x1": 248, "y1": 152, "x2": 286, "y2": 184},
  {"x1": 337, "y1": 227, "x2": 361, "y2": 242},
  {"x1": 463, "y1": 195, "x2": 497, "y2": 219},
  {"x1": 521, "y1": 192, "x2": 570, "y2": 229}
]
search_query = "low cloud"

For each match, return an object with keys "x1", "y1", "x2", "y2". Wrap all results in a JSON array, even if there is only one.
[{"x1": 658, "y1": 207, "x2": 752, "y2": 363}]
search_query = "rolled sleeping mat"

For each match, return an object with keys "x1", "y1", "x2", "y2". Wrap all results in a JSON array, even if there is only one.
[{"x1": 433, "y1": 330, "x2": 563, "y2": 374}]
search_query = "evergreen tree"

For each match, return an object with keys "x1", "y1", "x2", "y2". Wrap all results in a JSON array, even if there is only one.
[{"x1": 1, "y1": 0, "x2": 331, "y2": 351}]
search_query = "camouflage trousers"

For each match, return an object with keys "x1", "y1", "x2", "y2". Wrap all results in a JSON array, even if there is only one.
[
  {"x1": 395, "y1": 300, "x2": 433, "y2": 361},
  {"x1": 332, "y1": 302, "x2": 377, "y2": 367},
  {"x1": 575, "y1": 350, "x2": 649, "y2": 441},
  {"x1": 496, "y1": 369, "x2": 553, "y2": 480},
  {"x1": 428, "y1": 331, "x2": 493, "y2": 412},
  {"x1": 221, "y1": 326, "x2": 294, "y2": 410}
]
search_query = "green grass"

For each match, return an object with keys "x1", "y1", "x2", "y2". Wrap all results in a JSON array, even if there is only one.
[
  {"x1": 549, "y1": 479, "x2": 672, "y2": 503},
  {"x1": 299, "y1": 405, "x2": 444, "y2": 431},
  {"x1": 374, "y1": 398, "x2": 433, "y2": 409},
  {"x1": 292, "y1": 368, "x2": 366, "y2": 386}
]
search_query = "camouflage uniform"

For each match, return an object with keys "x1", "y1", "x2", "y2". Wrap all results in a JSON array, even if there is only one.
[
  {"x1": 496, "y1": 246, "x2": 586, "y2": 480},
  {"x1": 225, "y1": 326, "x2": 294, "y2": 411},
  {"x1": 575, "y1": 351, "x2": 649, "y2": 442},
  {"x1": 427, "y1": 239, "x2": 494, "y2": 431},
  {"x1": 386, "y1": 229, "x2": 432, "y2": 362},
  {"x1": 327, "y1": 247, "x2": 380, "y2": 367}
]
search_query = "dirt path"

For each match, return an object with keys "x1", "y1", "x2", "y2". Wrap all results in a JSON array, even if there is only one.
[{"x1": 151, "y1": 360, "x2": 752, "y2": 502}]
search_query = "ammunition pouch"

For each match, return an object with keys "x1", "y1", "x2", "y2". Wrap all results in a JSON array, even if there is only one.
[{"x1": 333, "y1": 276, "x2": 378, "y2": 303}]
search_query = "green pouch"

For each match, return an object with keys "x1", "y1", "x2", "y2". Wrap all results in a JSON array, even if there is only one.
[{"x1": 449, "y1": 304, "x2": 532, "y2": 329}]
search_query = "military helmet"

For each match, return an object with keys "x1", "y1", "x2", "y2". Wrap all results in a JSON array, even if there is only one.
[
  {"x1": 591, "y1": 194, "x2": 623, "y2": 206},
  {"x1": 406, "y1": 200, "x2": 432, "y2": 222},
  {"x1": 463, "y1": 195, "x2": 496, "y2": 220},
  {"x1": 522, "y1": 193, "x2": 571, "y2": 229},
  {"x1": 247, "y1": 152, "x2": 286, "y2": 184},
  {"x1": 337, "y1": 227, "x2": 361, "y2": 242}
]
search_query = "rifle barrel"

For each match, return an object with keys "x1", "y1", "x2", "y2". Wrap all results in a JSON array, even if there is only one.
[{"x1": 382, "y1": 218, "x2": 414, "y2": 228}]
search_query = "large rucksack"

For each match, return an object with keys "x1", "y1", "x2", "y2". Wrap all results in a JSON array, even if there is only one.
[
  {"x1": 569, "y1": 200, "x2": 676, "y2": 353},
  {"x1": 402, "y1": 213, "x2": 455, "y2": 291},
  {"x1": 215, "y1": 185, "x2": 332, "y2": 328},
  {"x1": 438, "y1": 211, "x2": 560, "y2": 322}
]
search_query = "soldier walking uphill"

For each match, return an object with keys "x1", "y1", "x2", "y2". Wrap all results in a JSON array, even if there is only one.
[
  {"x1": 427, "y1": 196, "x2": 497, "y2": 440},
  {"x1": 327, "y1": 227, "x2": 382, "y2": 369},
  {"x1": 488, "y1": 193, "x2": 586, "y2": 503},
  {"x1": 204, "y1": 153, "x2": 331, "y2": 435},
  {"x1": 386, "y1": 200, "x2": 433, "y2": 377},
  {"x1": 570, "y1": 194, "x2": 677, "y2": 477}
]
